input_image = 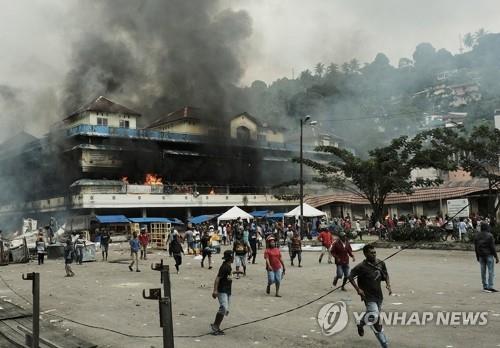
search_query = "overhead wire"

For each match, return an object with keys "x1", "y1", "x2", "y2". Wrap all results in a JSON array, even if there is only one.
[{"x1": 0, "y1": 203, "x2": 471, "y2": 339}]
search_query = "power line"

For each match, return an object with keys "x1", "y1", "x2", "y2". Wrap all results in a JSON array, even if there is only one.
[{"x1": 0, "y1": 203, "x2": 471, "y2": 340}]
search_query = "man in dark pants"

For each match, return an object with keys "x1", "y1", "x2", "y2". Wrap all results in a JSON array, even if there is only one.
[
  {"x1": 100, "y1": 229, "x2": 111, "y2": 261},
  {"x1": 474, "y1": 222, "x2": 499, "y2": 292},
  {"x1": 169, "y1": 234, "x2": 185, "y2": 274},
  {"x1": 248, "y1": 227, "x2": 258, "y2": 264},
  {"x1": 349, "y1": 244, "x2": 391, "y2": 348},
  {"x1": 211, "y1": 250, "x2": 234, "y2": 335}
]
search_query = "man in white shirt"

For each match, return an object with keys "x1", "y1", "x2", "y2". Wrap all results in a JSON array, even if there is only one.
[{"x1": 458, "y1": 218, "x2": 467, "y2": 241}]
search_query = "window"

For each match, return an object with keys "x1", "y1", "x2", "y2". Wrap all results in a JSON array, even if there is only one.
[
  {"x1": 119, "y1": 119, "x2": 130, "y2": 128},
  {"x1": 97, "y1": 117, "x2": 108, "y2": 126}
]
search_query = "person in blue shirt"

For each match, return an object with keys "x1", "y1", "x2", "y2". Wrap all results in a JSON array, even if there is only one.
[{"x1": 129, "y1": 232, "x2": 140, "y2": 272}]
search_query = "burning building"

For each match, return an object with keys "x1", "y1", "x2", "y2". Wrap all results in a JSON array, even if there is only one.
[{"x1": 0, "y1": 96, "x2": 331, "y2": 231}]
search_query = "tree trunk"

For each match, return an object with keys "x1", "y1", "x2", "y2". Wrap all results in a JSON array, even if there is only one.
[{"x1": 370, "y1": 201, "x2": 385, "y2": 224}]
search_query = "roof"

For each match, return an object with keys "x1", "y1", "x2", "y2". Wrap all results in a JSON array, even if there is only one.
[
  {"x1": 95, "y1": 215, "x2": 130, "y2": 224},
  {"x1": 65, "y1": 96, "x2": 141, "y2": 121},
  {"x1": 230, "y1": 112, "x2": 262, "y2": 127},
  {"x1": 70, "y1": 179, "x2": 124, "y2": 187},
  {"x1": 189, "y1": 214, "x2": 219, "y2": 225},
  {"x1": 285, "y1": 203, "x2": 327, "y2": 217},
  {"x1": 305, "y1": 182, "x2": 490, "y2": 208},
  {"x1": 267, "y1": 212, "x2": 285, "y2": 220},
  {"x1": 217, "y1": 206, "x2": 253, "y2": 222},
  {"x1": 0, "y1": 132, "x2": 38, "y2": 152},
  {"x1": 250, "y1": 210, "x2": 269, "y2": 217},
  {"x1": 129, "y1": 217, "x2": 185, "y2": 225},
  {"x1": 129, "y1": 217, "x2": 171, "y2": 224},
  {"x1": 147, "y1": 106, "x2": 203, "y2": 129}
]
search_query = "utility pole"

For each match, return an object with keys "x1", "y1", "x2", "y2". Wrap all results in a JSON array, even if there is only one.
[
  {"x1": 143, "y1": 259, "x2": 174, "y2": 348},
  {"x1": 22, "y1": 272, "x2": 40, "y2": 348},
  {"x1": 299, "y1": 115, "x2": 312, "y2": 238}
]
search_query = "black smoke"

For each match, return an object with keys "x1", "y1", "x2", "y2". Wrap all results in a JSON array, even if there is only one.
[{"x1": 63, "y1": 0, "x2": 252, "y2": 123}]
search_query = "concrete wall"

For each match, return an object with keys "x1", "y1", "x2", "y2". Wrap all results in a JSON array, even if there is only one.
[
  {"x1": 81, "y1": 150, "x2": 123, "y2": 170},
  {"x1": 230, "y1": 115, "x2": 258, "y2": 140},
  {"x1": 261, "y1": 129, "x2": 284, "y2": 143},
  {"x1": 88, "y1": 112, "x2": 137, "y2": 129},
  {"x1": 155, "y1": 120, "x2": 208, "y2": 135},
  {"x1": 72, "y1": 193, "x2": 296, "y2": 209}
]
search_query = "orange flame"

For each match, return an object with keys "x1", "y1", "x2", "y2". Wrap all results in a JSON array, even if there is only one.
[{"x1": 145, "y1": 173, "x2": 163, "y2": 185}]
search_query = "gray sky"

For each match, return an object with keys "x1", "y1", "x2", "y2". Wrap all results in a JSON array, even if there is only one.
[
  {"x1": 1, "y1": 0, "x2": 500, "y2": 139},
  {"x1": 230, "y1": 0, "x2": 500, "y2": 84}
]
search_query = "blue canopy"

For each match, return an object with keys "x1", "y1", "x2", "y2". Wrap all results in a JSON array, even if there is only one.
[
  {"x1": 96, "y1": 215, "x2": 130, "y2": 224},
  {"x1": 250, "y1": 210, "x2": 269, "y2": 217},
  {"x1": 129, "y1": 217, "x2": 172, "y2": 224},
  {"x1": 189, "y1": 214, "x2": 219, "y2": 225},
  {"x1": 168, "y1": 218, "x2": 185, "y2": 225},
  {"x1": 267, "y1": 213, "x2": 285, "y2": 220}
]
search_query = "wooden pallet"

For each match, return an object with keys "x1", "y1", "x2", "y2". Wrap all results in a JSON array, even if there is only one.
[{"x1": 149, "y1": 222, "x2": 171, "y2": 249}]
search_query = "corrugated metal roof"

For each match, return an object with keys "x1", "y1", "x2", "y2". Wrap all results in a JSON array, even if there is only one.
[{"x1": 305, "y1": 184, "x2": 490, "y2": 207}]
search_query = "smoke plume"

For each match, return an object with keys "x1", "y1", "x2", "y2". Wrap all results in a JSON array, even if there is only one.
[{"x1": 63, "y1": 0, "x2": 252, "y2": 123}]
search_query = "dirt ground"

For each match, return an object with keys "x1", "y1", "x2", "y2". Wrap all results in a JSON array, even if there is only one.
[{"x1": 1, "y1": 243, "x2": 499, "y2": 348}]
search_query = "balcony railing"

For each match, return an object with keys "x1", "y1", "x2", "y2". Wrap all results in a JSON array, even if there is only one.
[{"x1": 66, "y1": 124, "x2": 318, "y2": 152}]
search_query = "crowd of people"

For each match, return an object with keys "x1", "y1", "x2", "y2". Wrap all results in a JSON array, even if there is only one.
[{"x1": 29, "y1": 214, "x2": 497, "y2": 348}]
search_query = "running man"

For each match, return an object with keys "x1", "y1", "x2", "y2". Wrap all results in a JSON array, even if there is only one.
[
  {"x1": 211, "y1": 250, "x2": 234, "y2": 335},
  {"x1": 129, "y1": 232, "x2": 140, "y2": 272},
  {"x1": 349, "y1": 244, "x2": 391, "y2": 348}
]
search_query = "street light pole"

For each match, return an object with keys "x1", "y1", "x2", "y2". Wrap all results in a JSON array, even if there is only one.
[{"x1": 299, "y1": 115, "x2": 311, "y2": 238}]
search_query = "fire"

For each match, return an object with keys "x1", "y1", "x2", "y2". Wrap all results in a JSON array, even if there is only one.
[
  {"x1": 145, "y1": 173, "x2": 163, "y2": 185},
  {"x1": 121, "y1": 176, "x2": 129, "y2": 184}
]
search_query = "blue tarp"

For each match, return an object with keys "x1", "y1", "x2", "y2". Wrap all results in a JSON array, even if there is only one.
[
  {"x1": 267, "y1": 213, "x2": 285, "y2": 220},
  {"x1": 250, "y1": 210, "x2": 269, "y2": 217},
  {"x1": 169, "y1": 218, "x2": 185, "y2": 225},
  {"x1": 96, "y1": 215, "x2": 130, "y2": 224},
  {"x1": 189, "y1": 214, "x2": 219, "y2": 225},
  {"x1": 129, "y1": 217, "x2": 172, "y2": 224}
]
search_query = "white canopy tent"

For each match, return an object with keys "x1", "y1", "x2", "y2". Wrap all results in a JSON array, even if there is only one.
[
  {"x1": 284, "y1": 203, "x2": 327, "y2": 218},
  {"x1": 217, "y1": 206, "x2": 254, "y2": 223}
]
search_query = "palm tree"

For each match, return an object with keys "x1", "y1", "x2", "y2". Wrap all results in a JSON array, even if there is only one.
[
  {"x1": 341, "y1": 62, "x2": 350, "y2": 74},
  {"x1": 314, "y1": 63, "x2": 325, "y2": 77},
  {"x1": 326, "y1": 63, "x2": 339, "y2": 75},
  {"x1": 463, "y1": 33, "x2": 474, "y2": 49},
  {"x1": 349, "y1": 59, "x2": 360, "y2": 74}
]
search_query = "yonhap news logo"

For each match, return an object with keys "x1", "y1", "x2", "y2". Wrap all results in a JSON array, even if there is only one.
[
  {"x1": 317, "y1": 301, "x2": 489, "y2": 335},
  {"x1": 317, "y1": 301, "x2": 349, "y2": 336}
]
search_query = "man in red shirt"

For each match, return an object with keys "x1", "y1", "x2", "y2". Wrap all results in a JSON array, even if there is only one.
[
  {"x1": 318, "y1": 228, "x2": 333, "y2": 264},
  {"x1": 264, "y1": 235, "x2": 286, "y2": 297},
  {"x1": 330, "y1": 231, "x2": 355, "y2": 290},
  {"x1": 138, "y1": 227, "x2": 150, "y2": 260}
]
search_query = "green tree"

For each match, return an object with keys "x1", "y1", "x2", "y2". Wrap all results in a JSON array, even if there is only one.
[
  {"x1": 326, "y1": 63, "x2": 339, "y2": 76},
  {"x1": 314, "y1": 63, "x2": 325, "y2": 77},
  {"x1": 463, "y1": 32, "x2": 475, "y2": 49},
  {"x1": 301, "y1": 135, "x2": 454, "y2": 222},
  {"x1": 425, "y1": 125, "x2": 500, "y2": 218}
]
